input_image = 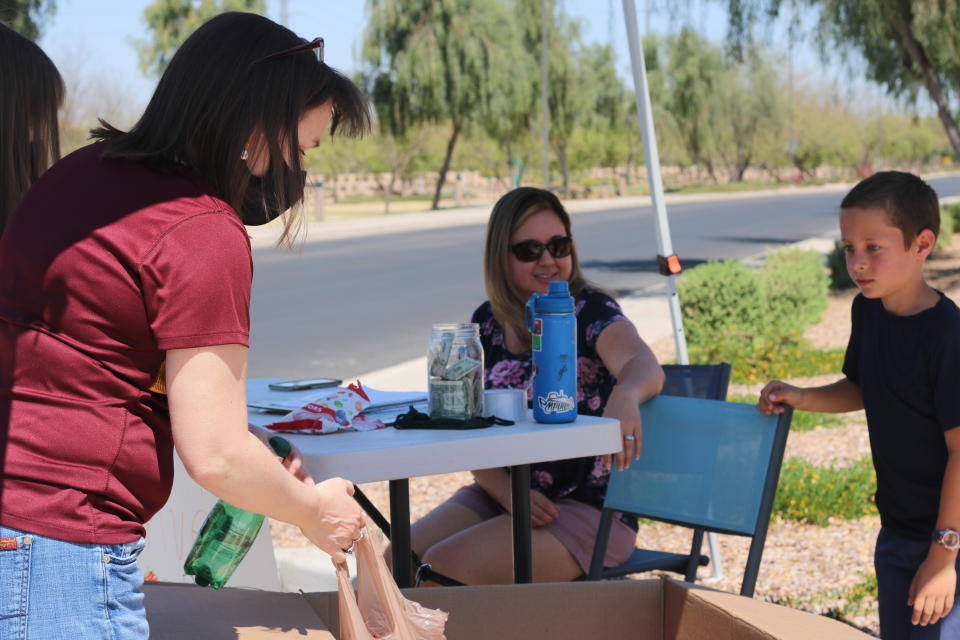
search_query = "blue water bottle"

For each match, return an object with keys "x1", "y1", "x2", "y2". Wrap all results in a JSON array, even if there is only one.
[{"x1": 525, "y1": 281, "x2": 578, "y2": 423}]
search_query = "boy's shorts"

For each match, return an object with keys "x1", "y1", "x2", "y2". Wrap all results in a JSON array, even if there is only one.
[{"x1": 876, "y1": 527, "x2": 960, "y2": 639}]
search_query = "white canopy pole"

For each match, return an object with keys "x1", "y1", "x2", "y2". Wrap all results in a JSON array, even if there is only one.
[{"x1": 621, "y1": 0, "x2": 724, "y2": 581}]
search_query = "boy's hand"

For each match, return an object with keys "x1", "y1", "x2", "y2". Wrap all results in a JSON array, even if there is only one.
[
  {"x1": 757, "y1": 380, "x2": 803, "y2": 415},
  {"x1": 909, "y1": 548, "x2": 958, "y2": 626}
]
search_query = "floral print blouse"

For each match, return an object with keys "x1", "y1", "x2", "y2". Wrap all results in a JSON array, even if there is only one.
[{"x1": 471, "y1": 288, "x2": 637, "y2": 529}]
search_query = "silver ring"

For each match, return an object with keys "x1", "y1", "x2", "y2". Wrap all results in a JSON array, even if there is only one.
[
  {"x1": 342, "y1": 528, "x2": 366, "y2": 554},
  {"x1": 623, "y1": 434, "x2": 636, "y2": 441}
]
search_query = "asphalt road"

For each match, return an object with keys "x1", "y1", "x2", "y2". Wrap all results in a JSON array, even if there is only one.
[{"x1": 249, "y1": 176, "x2": 960, "y2": 379}]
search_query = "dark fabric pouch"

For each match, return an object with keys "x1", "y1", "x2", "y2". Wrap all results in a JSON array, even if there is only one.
[{"x1": 392, "y1": 406, "x2": 514, "y2": 430}]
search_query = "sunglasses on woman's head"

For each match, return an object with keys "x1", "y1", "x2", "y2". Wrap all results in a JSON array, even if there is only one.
[
  {"x1": 253, "y1": 37, "x2": 324, "y2": 64},
  {"x1": 509, "y1": 235, "x2": 573, "y2": 262}
]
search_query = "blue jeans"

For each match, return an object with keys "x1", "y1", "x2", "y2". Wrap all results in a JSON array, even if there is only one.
[
  {"x1": 0, "y1": 525, "x2": 148, "y2": 640},
  {"x1": 876, "y1": 527, "x2": 960, "y2": 640}
]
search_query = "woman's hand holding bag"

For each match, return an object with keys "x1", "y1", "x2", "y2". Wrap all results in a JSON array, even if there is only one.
[{"x1": 336, "y1": 520, "x2": 448, "y2": 639}]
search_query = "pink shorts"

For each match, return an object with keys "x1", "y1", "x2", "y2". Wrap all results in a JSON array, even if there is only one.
[{"x1": 445, "y1": 483, "x2": 637, "y2": 574}]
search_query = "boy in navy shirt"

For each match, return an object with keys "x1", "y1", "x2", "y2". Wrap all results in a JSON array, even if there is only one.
[{"x1": 758, "y1": 171, "x2": 960, "y2": 639}]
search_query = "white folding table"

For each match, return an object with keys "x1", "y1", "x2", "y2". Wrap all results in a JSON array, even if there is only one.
[{"x1": 247, "y1": 378, "x2": 621, "y2": 586}]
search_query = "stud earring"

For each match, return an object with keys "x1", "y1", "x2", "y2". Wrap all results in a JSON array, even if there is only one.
[{"x1": 240, "y1": 149, "x2": 249, "y2": 160}]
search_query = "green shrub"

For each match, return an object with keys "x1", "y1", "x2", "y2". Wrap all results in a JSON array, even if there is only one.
[
  {"x1": 678, "y1": 260, "x2": 769, "y2": 346},
  {"x1": 680, "y1": 253, "x2": 837, "y2": 383},
  {"x1": 729, "y1": 394, "x2": 848, "y2": 430},
  {"x1": 942, "y1": 202, "x2": 960, "y2": 230},
  {"x1": 690, "y1": 329, "x2": 844, "y2": 384},
  {"x1": 936, "y1": 203, "x2": 955, "y2": 253},
  {"x1": 827, "y1": 241, "x2": 855, "y2": 290},
  {"x1": 759, "y1": 248, "x2": 829, "y2": 331},
  {"x1": 774, "y1": 456, "x2": 877, "y2": 525}
]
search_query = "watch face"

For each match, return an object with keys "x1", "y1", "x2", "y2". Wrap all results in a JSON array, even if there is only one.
[{"x1": 944, "y1": 531, "x2": 960, "y2": 550}]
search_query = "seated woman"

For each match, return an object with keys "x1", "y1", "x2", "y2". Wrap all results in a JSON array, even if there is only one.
[{"x1": 410, "y1": 187, "x2": 664, "y2": 584}]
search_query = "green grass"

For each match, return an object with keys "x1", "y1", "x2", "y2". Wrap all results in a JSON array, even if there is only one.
[
  {"x1": 774, "y1": 457, "x2": 877, "y2": 525},
  {"x1": 732, "y1": 344, "x2": 845, "y2": 385},
  {"x1": 768, "y1": 573, "x2": 878, "y2": 634},
  {"x1": 823, "y1": 574, "x2": 879, "y2": 625},
  {"x1": 729, "y1": 395, "x2": 848, "y2": 431}
]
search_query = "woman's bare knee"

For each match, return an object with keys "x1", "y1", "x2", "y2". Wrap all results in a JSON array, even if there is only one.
[{"x1": 411, "y1": 502, "x2": 484, "y2": 559}]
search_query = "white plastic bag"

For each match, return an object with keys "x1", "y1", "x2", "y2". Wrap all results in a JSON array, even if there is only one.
[{"x1": 336, "y1": 524, "x2": 447, "y2": 640}]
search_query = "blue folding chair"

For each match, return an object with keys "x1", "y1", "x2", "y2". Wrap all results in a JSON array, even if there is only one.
[
  {"x1": 586, "y1": 395, "x2": 792, "y2": 597},
  {"x1": 660, "y1": 363, "x2": 731, "y2": 402}
]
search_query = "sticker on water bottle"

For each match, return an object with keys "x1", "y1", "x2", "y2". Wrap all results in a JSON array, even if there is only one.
[
  {"x1": 531, "y1": 319, "x2": 542, "y2": 352},
  {"x1": 537, "y1": 390, "x2": 575, "y2": 414}
]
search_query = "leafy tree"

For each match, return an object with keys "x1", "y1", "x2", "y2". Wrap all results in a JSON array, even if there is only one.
[
  {"x1": 364, "y1": 127, "x2": 431, "y2": 214},
  {"x1": 725, "y1": 0, "x2": 960, "y2": 159},
  {"x1": 0, "y1": 0, "x2": 56, "y2": 40},
  {"x1": 662, "y1": 28, "x2": 726, "y2": 182},
  {"x1": 476, "y1": 5, "x2": 537, "y2": 185},
  {"x1": 863, "y1": 113, "x2": 944, "y2": 170},
  {"x1": 713, "y1": 48, "x2": 787, "y2": 181},
  {"x1": 570, "y1": 43, "x2": 632, "y2": 192},
  {"x1": 134, "y1": 0, "x2": 265, "y2": 77},
  {"x1": 789, "y1": 92, "x2": 860, "y2": 178},
  {"x1": 514, "y1": 0, "x2": 591, "y2": 196},
  {"x1": 363, "y1": 0, "x2": 515, "y2": 210}
]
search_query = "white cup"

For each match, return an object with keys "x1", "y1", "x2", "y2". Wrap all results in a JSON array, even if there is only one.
[{"x1": 483, "y1": 389, "x2": 527, "y2": 423}]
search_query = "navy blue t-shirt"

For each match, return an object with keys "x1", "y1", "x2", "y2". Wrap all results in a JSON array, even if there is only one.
[{"x1": 842, "y1": 292, "x2": 960, "y2": 540}]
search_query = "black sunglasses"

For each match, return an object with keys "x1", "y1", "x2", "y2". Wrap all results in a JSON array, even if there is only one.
[
  {"x1": 253, "y1": 37, "x2": 324, "y2": 64},
  {"x1": 509, "y1": 235, "x2": 573, "y2": 262}
]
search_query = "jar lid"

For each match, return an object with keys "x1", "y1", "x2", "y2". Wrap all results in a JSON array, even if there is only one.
[{"x1": 431, "y1": 322, "x2": 479, "y2": 337}]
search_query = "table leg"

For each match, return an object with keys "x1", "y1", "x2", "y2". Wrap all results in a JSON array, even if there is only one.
[
  {"x1": 388, "y1": 478, "x2": 413, "y2": 588},
  {"x1": 510, "y1": 464, "x2": 532, "y2": 583}
]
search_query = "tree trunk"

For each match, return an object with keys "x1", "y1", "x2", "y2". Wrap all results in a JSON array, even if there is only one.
[
  {"x1": 705, "y1": 159, "x2": 718, "y2": 183},
  {"x1": 558, "y1": 146, "x2": 569, "y2": 198},
  {"x1": 431, "y1": 121, "x2": 461, "y2": 210},
  {"x1": 734, "y1": 153, "x2": 751, "y2": 182},
  {"x1": 384, "y1": 173, "x2": 395, "y2": 214},
  {"x1": 887, "y1": 6, "x2": 960, "y2": 157}
]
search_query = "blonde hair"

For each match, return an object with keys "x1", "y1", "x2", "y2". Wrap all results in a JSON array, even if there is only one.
[{"x1": 483, "y1": 187, "x2": 590, "y2": 344}]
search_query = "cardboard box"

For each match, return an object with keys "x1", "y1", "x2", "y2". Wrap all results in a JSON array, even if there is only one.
[{"x1": 144, "y1": 576, "x2": 872, "y2": 639}]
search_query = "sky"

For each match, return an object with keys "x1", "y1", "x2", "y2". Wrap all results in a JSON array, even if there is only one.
[{"x1": 36, "y1": 0, "x2": 853, "y2": 119}]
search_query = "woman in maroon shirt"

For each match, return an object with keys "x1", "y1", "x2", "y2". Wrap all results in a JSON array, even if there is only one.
[{"x1": 0, "y1": 13, "x2": 369, "y2": 638}]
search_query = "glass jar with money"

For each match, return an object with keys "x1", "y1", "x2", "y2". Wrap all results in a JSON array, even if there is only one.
[{"x1": 428, "y1": 323, "x2": 484, "y2": 420}]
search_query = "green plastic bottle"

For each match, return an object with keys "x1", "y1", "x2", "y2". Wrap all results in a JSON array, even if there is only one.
[{"x1": 183, "y1": 436, "x2": 291, "y2": 589}]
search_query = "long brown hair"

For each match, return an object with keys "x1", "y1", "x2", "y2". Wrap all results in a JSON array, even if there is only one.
[
  {"x1": 483, "y1": 187, "x2": 592, "y2": 343},
  {"x1": 0, "y1": 24, "x2": 63, "y2": 235},
  {"x1": 91, "y1": 12, "x2": 370, "y2": 246}
]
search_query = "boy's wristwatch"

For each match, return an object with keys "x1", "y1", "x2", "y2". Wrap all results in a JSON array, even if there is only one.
[{"x1": 933, "y1": 529, "x2": 960, "y2": 550}]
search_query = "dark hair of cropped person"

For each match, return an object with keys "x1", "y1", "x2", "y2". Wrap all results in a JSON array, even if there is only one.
[
  {"x1": 484, "y1": 187, "x2": 606, "y2": 344},
  {"x1": 840, "y1": 170, "x2": 940, "y2": 248},
  {"x1": 0, "y1": 23, "x2": 64, "y2": 235},
  {"x1": 90, "y1": 12, "x2": 370, "y2": 246}
]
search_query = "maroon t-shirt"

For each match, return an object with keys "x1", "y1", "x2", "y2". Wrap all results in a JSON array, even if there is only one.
[{"x1": 0, "y1": 142, "x2": 252, "y2": 543}]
